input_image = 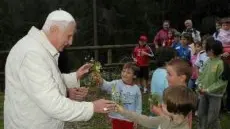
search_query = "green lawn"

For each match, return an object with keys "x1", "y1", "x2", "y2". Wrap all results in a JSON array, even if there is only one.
[{"x1": 0, "y1": 90, "x2": 229, "y2": 129}]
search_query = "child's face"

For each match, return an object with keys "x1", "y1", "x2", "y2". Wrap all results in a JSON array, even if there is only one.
[
  {"x1": 222, "y1": 23, "x2": 230, "y2": 31},
  {"x1": 166, "y1": 65, "x2": 186, "y2": 87},
  {"x1": 195, "y1": 44, "x2": 202, "y2": 54},
  {"x1": 174, "y1": 36, "x2": 180, "y2": 42},
  {"x1": 168, "y1": 32, "x2": 173, "y2": 38},
  {"x1": 180, "y1": 37, "x2": 188, "y2": 46},
  {"x1": 139, "y1": 40, "x2": 146, "y2": 46},
  {"x1": 121, "y1": 68, "x2": 135, "y2": 84}
]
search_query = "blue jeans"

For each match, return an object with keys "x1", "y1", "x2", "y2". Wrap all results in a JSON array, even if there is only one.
[
  {"x1": 197, "y1": 94, "x2": 222, "y2": 129},
  {"x1": 188, "y1": 78, "x2": 196, "y2": 90}
]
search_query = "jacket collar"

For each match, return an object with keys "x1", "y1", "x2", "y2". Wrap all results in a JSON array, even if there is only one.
[{"x1": 27, "y1": 26, "x2": 59, "y2": 57}]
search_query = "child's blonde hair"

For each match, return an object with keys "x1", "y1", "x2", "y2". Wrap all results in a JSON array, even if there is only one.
[
  {"x1": 167, "y1": 58, "x2": 192, "y2": 83},
  {"x1": 163, "y1": 86, "x2": 197, "y2": 116}
]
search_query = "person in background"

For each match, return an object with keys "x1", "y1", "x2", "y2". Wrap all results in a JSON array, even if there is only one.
[
  {"x1": 153, "y1": 20, "x2": 171, "y2": 48},
  {"x1": 175, "y1": 32, "x2": 192, "y2": 61},
  {"x1": 133, "y1": 35, "x2": 154, "y2": 93},
  {"x1": 4, "y1": 9, "x2": 116, "y2": 129},
  {"x1": 188, "y1": 41, "x2": 202, "y2": 91},
  {"x1": 183, "y1": 19, "x2": 201, "y2": 43},
  {"x1": 213, "y1": 18, "x2": 221, "y2": 40},
  {"x1": 197, "y1": 37, "x2": 229, "y2": 129},
  {"x1": 195, "y1": 35, "x2": 210, "y2": 74},
  {"x1": 171, "y1": 31, "x2": 181, "y2": 49},
  {"x1": 162, "y1": 29, "x2": 174, "y2": 47},
  {"x1": 150, "y1": 47, "x2": 177, "y2": 129}
]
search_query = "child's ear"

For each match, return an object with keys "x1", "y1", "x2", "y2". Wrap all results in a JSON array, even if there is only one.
[{"x1": 179, "y1": 75, "x2": 187, "y2": 84}]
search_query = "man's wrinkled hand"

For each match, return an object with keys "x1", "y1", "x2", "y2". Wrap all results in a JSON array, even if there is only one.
[
  {"x1": 76, "y1": 63, "x2": 93, "y2": 79},
  {"x1": 67, "y1": 87, "x2": 89, "y2": 101},
  {"x1": 93, "y1": 99, "x2": 116, "y2": 113}
]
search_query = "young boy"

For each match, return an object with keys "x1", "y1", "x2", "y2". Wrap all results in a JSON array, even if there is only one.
[
  {"x1": 172, "y1": 31, "x2": 181, "y2": 49},
  {"x1": 195, "y1": 35, "x2": 210, "y2": 73},
  {"x1": 197, "y1": 37, "x2": 228, "y2": 129},
  {"x1": 132, "y1": 35, "x2": 154, "y2": 93},
  {"x1": 114, "y1": 86, "x2": 197, "y2": 129},
  {"x1": 166, "y1": 58, "x2": 192, "y2": 87},
  {"x1": 95, "y1": 62, "x2": 142, "y2": 129},
  {"x1": 175, "y1": 33, "x2": 192, "y2": 61}
]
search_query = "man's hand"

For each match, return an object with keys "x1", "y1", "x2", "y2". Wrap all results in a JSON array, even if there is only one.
[
  {"x1": 93, "y1": 99, "x2": 116, "y2": 113},
  {"x1": 76, "y1": 63, "x2": 93, "y2": 79},
  {"x1": 67, "y1": 87, "x2": 89, "y2": 101}
]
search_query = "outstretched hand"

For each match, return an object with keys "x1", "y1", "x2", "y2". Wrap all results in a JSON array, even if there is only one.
[{"x1": 76, "y1": 63, "x2": 93, "y2": 79}]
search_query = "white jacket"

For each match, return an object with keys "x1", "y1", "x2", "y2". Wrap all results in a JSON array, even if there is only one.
[{"x1": 4, "y1": 27, "x2": 94, "y2": 129}]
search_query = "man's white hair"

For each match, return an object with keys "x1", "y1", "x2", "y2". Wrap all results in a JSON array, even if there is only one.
[{"x1": 42, "y1": 9, "x2": 76, "y2": 32}]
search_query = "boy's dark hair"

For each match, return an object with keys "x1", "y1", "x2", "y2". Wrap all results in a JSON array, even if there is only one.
[
  {"x1": 205, "y1": 36, "x2": 223, "y2": 55},
  {"x1": 204, "y1": 36, "x2": 230, "y2": 81},
  {"x1": 163, "y1": 86, "x2": 197, "y2": 116},
  {"x1": 155, "y1": 47, "x2": 177, "y2": 67},
  {"x1": 123, "y1": 62, "x2": 140, "y2": 76},
  {"x1": 167, "y1": 58, "x2": 192, "y2": 83},
  {"x1": 181, "y1": 32, "x2": 193, "y2": 43}
]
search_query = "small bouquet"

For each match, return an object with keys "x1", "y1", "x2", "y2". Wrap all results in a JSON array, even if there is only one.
[
  {"x1": 89, "y1": 60, "x2": 102, "y2": 86},
  {"x1": 148, "y1": 93, "x2": 161, "y2": 106},
  {"x1": 111, "y1": 83, "x2": 123, "y2": 106}
]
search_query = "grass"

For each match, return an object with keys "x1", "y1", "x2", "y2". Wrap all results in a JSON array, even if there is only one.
[{"x1": 0, "y1": 88, "x2": 229, "y2": 129}]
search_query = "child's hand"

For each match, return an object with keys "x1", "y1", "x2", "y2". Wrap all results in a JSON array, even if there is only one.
[
  {"x1": 151, "y1": 104, "x2": 164, "y2": 116},
  {"x1": 140, "y1": 51, "x2": 148, "y2": 56},
  {"x1": 114, "y1": 104, "x2": 125, "y2": 113}
]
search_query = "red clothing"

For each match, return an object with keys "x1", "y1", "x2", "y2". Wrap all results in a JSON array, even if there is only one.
[
  {"x1": 111, "y1": 118, "x2": 134, "y2": 129},
  {"x1": 164, "y1": 37, "x2": 174, "y2": 47},
  {"x1": 133, "y1": 45, "x2": 152, "y2": 66},
  {"x1": 154, "y1": 29, "x2": 169, "y2": 46},
  {"x1": 223, "y1": 45, "x2": 230, "y2": 64}
]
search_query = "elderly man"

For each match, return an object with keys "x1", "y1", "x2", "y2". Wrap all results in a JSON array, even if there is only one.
[
  {"x1": 183, "y1": 19, "x2": 201, "y2": 43},
  {"x1": 4, "y1": 10, "x2": 116, "y2": 129}
]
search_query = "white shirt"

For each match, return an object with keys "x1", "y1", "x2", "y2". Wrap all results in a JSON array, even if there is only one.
[
  {"x1": 195, "y1": 50, "x2": 209, "y2": 72},
  {"x1": 4, "y1": 26, "x2": 94, "y2": 129}
]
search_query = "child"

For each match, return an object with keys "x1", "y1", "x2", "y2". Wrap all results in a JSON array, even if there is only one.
[
  {"x1": 194, "y1": 35, "x2": 210, "y2": 73},
  {"x1": 217, "y1": 17, "x2": 230, "y2": 45},
  {"x1": 163, "y1": 29, "x2": 174, "y2": 47},
  {"x1": 166, "y1": 58, "x2": 192, "y2": 87},
  {"x1": 132, "y1": 35, "x2": 154, "y2": 93},
  {"x1": 150, "y1": 47, "x2": 177, "y2": 115},
  {"x1": 115, "y1": 86, "x2": 197, "y2": 129},
  {"x1": 196, "y1": 37, "x2": 229, "y2": 129},
  {"x1": 175, "y1": 32, "x2": 192, "y2": 61},
  {"x1": 96, "y1": 62, "x2": 142, "y2": 129},
  {"x1": 166, "y1": 58, "x2": 193, "y2": 128},
  {"x1": 172, "y1": 31, "x2": 181, "y2": 49},
  {"x1": 188, "y1": 41, "x2": 202, "y2": 90},
  {"x1": 213, "y1": 18, "x2": 221, "y2": 40}
]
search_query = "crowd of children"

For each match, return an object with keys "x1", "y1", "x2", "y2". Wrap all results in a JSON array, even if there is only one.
[{"x1": 92, "y1": 17, "x2": 230, "y2": 129}]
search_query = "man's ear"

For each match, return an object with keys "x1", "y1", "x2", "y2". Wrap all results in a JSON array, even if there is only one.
[{"x1": 50, "y1": 25, "x2": 59, "y2": 34}]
